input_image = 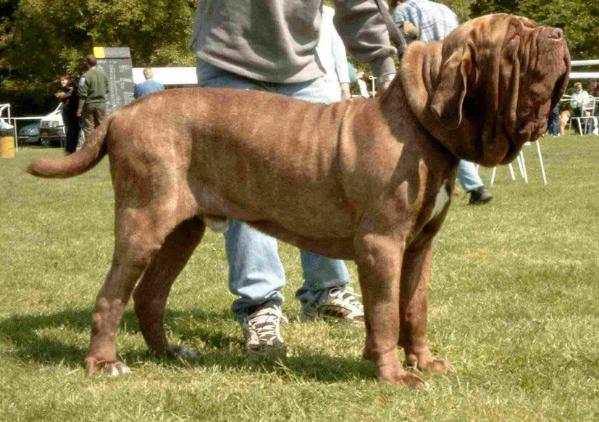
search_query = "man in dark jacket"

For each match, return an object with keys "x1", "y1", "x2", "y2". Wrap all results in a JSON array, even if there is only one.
[
  {"x1": 56, "y1": 75, "x2": 81, "y2": 154},
  {"x1": 77, "y1": 54, "x2": 109, "y2": 138}
]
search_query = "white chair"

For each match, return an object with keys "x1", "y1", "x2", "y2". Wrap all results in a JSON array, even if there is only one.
[
  {"x1": 569, "y1": 98, "x2": 598, "y2": 135},
  {"x1": 489, "y1": 141, "x2": 547, "y2": 186},
  {"x1": 368, "y1": 75, "x2": 377, "y2": 97}
]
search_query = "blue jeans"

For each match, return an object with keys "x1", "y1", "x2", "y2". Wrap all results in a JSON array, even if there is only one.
[
  {"x1": 196, "y1": 60, "x2": 350, "y2": 321},
  {"x1": 547, "y1": 104, "x2": 560, "y2": 136},
  {"x1": 457, "y1": 160, "x2": 484, "y2": 192}
]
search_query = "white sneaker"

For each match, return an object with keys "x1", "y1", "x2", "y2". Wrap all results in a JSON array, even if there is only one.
[
  {"x1": 242, "y1": 304, "x2": 287, "y2": 355},
  {"x1": 302, "y1": 287, "x2": 364, "y2": 324}
]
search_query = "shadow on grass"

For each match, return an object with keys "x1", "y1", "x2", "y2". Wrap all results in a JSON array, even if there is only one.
[{"x1": 0, "y1": 308, "x2": 374, "y2": 383}]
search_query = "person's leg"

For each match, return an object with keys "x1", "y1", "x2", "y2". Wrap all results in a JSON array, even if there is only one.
[
  {"x1": 96, "y1": 106, "x2": 107, "y2": 128},
  {"x1": 81, "y1": 106, "x2": 95, "y2": 139},
  {"x1": 225, "y1": 221, "x2": 285, "y2": 321},
  {"x1": 457, "y1": 160, "x2": 492, "y2": 205},
  {"x1": 196, "y1": 61, "x2": 286, "y2": 327},
  {"x1": 457, "y1": 160, "x2": 483, "y2": 192},
  {"x1": 548, "y1": 104, "x2": 560, "y2": 136},
  {"x1": 573, "y1": 107, "x2": 583, "y2": 134},
  {"x1": 91, "y1": 107, "x2": 100, "y2": 130},
  {"x1": 276, "y1": 78, "x2": 361, "y2": 320},
  {"x1": 64, "y1": 114, "x2": 79, "y2": 154},
  {"x1": 62, "y1": 111, "x2": 73, "y2": 154}
]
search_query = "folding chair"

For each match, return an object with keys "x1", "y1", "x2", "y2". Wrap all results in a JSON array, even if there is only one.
[
  {"x1": 569, "y1": 99, "x2": 598, "y2": 135},
  {"x1": 489, "y1": 141, "x2": 547, "y2": 186}
]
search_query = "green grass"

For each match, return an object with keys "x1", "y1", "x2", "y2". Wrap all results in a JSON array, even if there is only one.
[{"x1": 1, "y1": 137, "x2": 599, "y2": 421}]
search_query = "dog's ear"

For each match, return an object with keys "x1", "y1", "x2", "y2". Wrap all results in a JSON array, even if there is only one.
[{"x1": 430, "y1": 42, "x2": 474, "y2": 130}]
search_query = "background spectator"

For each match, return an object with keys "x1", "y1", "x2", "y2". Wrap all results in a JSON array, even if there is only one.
[
  {"x1": 77, "y1": 54, "x2": 109, "y2": 139},
  {"x1": 348, "y1": 63, "x2": 371, "y2": 98},
  {"x1": 394, "y1": 0, "x2": 492, "y2": 205},
  {"x1": 55, "y1": 74, "x2": 81, "y2": 154},
  {"x1": 547, "y1": 104, "x2": 561, "y2": 136},
  {"x1": 134, "y1": 68, "x2": 165, "y2": 99},
  {"x1": 569, "y1": 82, "x2": 594, "y2": 134},
  {"x1": 316, "y1": 6, "x2": 352, "y2": 101}
]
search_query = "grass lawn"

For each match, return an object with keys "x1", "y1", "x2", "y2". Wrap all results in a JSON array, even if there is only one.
[{"x1": 1, "y1": 137, "x2": 598, "y2": 421}]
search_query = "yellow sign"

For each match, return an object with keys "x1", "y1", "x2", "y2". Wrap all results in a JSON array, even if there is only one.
[{"x1": 93, "y1": 47, "x2": 106, "y2": 59}]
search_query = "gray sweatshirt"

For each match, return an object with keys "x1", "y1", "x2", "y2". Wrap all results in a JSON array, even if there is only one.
[{"x1": 191, "y1": 0, "x2": 396, "y2": 84}]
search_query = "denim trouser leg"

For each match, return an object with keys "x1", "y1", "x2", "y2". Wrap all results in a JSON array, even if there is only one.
[
  {"x1": 225, "y1": 220, "x2": 285, "y2": 320},
  {"x1": 277, "y1": 77, "x2": 350, "y2": 312},
  {"x1": 548, "y1": 104, "x2": 560, "y2": 136},
  {"x1": 457, "y1": 160, "x2": 484, "y2": 192},
  {"x1": 196, "y1": 60, "x2": 349, "y2": 320},
  {"x1": 295, "y1": 251, "x2": 350, "y2": 311}
]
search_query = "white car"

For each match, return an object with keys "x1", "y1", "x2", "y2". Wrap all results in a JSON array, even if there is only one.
[
  {"x1": 0, "y1": 118, "x2": 14, "y2": 130},
  {"x1": 39, "y1": 104, "x2": 66, "y2": 146}
]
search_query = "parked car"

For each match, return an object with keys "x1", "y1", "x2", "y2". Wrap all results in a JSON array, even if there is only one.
[
  {"x1": 39, "y1": 104, "x2": 66, "y2": 147},
  {"x1": 18, "y1": 122, "x2": 40, "y2": 144}
]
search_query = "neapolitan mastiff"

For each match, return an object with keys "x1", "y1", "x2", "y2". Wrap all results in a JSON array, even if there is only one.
[{"x1": 28, "y1": 14, "x2": 569, "y2": 385}]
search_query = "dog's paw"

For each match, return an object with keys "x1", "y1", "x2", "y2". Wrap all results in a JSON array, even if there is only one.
[
  {"x1": 377, "y1": 369, "x2": 426, "y2": 387},
  {"x1": 422, "y1": 358, "x2": 450, "y2": 374},
  {"x1": 167, "y1": 344, "x2": 199, "y2": 360},
  {"x1": 103, "y1": 361, "x2": 131, "y2": 377},
  {"x1": 85, "y1": 357, "x2": 131, "y2": 376},
  {"x1": 406, "y1": 353, "x2": 450, "y2": 374}
]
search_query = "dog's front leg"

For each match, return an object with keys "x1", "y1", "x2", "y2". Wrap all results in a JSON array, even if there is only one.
[
  {"x1": 399, "y1": 240, "x2": 449, "y2": 374},
  {"x1": 355, "y1": 232, "x2": 424, "y2": 387}
]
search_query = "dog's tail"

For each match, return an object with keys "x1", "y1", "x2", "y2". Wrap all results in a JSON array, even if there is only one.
[{"x1": 27, "y1": 115, "x2": 112, "y2": 178}]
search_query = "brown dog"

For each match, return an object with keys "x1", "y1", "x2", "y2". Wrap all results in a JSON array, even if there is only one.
[{"x1": 28, "y1": 14, "x2": 569, "y2": 385}]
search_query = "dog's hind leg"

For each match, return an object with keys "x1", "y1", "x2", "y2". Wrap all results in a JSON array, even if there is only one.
[
  {"x1": 133, "y1": 217, "x2": 205, "y2": 358},
  {"x1": 85, "y1": 211, "x2": 175, "y2": 376},
  {"x1": 399, "y1": 241, "x2": 449, "y2": 374}
]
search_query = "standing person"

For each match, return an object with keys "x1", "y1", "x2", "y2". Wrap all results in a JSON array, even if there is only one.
[
  {"x1": 77, "y1": 54, "x2": 109, "y2": 138},
  {"x1": 56, "y1": 75, "x2": 81, "y2": 154},
  {"x1": 191, "y1": 0, "x2": 396, "y2": 355},
  {"x1": 134, "y1": 68, "x2": 165, "y2": 99},
  {"x1": 547, "y1": 103, "x2": 561, "y2": 136},
  {"x1": 394, "y1": 0, "x2": 492, "y2": 205},
  {"x1": 349, "y1": 63, "x2": 372, "y2": 98},
  {"x1": 316, "y1": 6, "x2": 351, "y2": 102}
]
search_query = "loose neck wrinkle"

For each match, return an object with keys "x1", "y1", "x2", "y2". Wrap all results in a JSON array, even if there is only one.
[{"x1": 399, "y1": 42, "x2": 481, "y2": 161}]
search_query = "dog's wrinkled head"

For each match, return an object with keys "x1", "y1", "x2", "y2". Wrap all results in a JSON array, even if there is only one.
[{"x1": 401, "y1": 14, "x2": 570, "y2": 166}]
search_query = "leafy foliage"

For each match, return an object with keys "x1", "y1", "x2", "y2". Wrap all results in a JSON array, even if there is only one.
[
  {"x1": 1, "y1": 0, "x2": 598, "y2": 114},
  {"x1": 473, "y1": 0, "x2": 599, "y2": 59},
  {"x1": 1, "y1": 0, "x2": 196, "y2": 114}
]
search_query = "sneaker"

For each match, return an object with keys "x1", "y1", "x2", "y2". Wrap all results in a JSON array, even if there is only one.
[
  {"x1": 468, "y1": 187, "x2": 493, "y2": 205},
  {"x1": 302, "y1": 287, "x2": 364, "y2": 324},
  {"x1": 242, "y1": 304, "x2": 287, "y2": 355}
]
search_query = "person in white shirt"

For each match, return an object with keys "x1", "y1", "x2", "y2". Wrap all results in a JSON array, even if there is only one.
[
  {"x1": 570, "y1": 82, "x2": 593, "y2": 115},
  {"x1": 316, "y1": 6, "x2": 352, "y2": 101},
  {"x1": 570, "y1": 82, "x2": 595, "y2": 134}
]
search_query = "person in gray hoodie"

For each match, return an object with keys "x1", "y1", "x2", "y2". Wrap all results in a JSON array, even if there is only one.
[{"x1": 191, "y1": 0, "x2": 396, "y2": 355}]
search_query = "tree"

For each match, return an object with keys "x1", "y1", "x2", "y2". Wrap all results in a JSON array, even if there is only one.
[
  {"x1": 2, "y1": 0, "x2": 598, "y2": 115},
  {"x1": 1, "y1": 0, "x2": 196, "y2": 114},
  {"x1": 471, "y1": 0, "x2": 599, "y2": 59},
  {"x1": 518, "y1": 0, "x2": 599, "y2": 59}
]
